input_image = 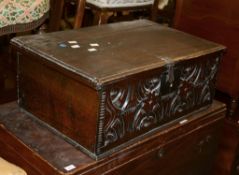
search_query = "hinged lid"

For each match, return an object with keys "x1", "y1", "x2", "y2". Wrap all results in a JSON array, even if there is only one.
[{"x1": 11, "y1": 20, "x2": 225, "y2": 89}]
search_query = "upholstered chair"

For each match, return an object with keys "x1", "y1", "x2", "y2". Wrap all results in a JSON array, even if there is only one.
[
  {"x1": 0, "y1": 0, "x2": 50, "y2": 104},
  {"x1": 0, "y1": 0, "x2": 50, "y2": 36},
  {"x1": 85, "y1": 0, "x2": 170, "y2": 24}
]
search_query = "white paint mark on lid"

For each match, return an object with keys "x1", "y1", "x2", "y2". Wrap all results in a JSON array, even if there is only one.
[
  {"x1": 64, "y1": 164, "x2": 76, "y2": 171},
  {"x1": 68, "y1": 41, "x2": 78, "y2": 44},
  {"x1": 71, "y1": 44, "x2": 80, "y2": 48},
  {"x1": 90, "y1": 43, "x2": 99, "y2": 47},
  {"x1": 179, "y1": 119, "x2": 188, "y2": 125},
  {"x1": 88, "y1": 48, "x2": 97, "y2": 52}
]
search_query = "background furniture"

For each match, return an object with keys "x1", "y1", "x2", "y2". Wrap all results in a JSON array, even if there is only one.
[
  {"x1": 49, "y1": 0, "x2": 86, "y2": 31},
  {"x1": 85, "y1": 0, "x2": 154, "y2": 25},
  {"x1": 173, "y1": 0, "x2": 239, "y2": 116},
  {"x1": 51, "y1": 0, "x2": 170, "y2": 27},
  {"x1": 0, "y1": 0, "x2": 50, "y2": 104},
  {"x1": 0, "y1": 0, "x2": 49, "y2": 36}
]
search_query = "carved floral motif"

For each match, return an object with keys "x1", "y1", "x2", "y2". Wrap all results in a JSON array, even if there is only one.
[{"x1": 97, "y1": 56, "x2": 221, "y2": 151}]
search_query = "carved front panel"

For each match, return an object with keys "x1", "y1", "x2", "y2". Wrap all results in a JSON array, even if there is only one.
[{"x1": 97, "y1": 55, "x2": 221, "y2": 154}]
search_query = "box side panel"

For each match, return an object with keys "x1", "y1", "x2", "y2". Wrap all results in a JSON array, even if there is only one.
[
  {"x1": 96, "y1": 51, "x2": 223, "y2": 155},
  {"x1": 17, "y1": 52, "x2": 99, "y2": 153}
]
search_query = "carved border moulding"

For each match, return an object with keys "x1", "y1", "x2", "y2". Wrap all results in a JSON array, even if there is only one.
[{"x1": 96, "y1": 56, "x2": 221, "y2": 154}]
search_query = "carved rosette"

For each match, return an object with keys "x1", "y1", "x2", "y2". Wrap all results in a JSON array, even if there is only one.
[{"x1": 97, "y1": 56, "x2": 221, "y2": 151}]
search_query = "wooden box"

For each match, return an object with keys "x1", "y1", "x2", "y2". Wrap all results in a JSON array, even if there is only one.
[
  {"x1": 10, "y1": 20, "x2": 225, "y2": 159},
  {"x1": 0, "y1": 101, "x2": 226, "y2": 175}
]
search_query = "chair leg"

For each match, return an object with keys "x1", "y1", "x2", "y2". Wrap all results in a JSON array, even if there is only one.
[
  {"x1": 74, "y1": 0, "x2": 86, "y2": 29},
  {"x1": 48, "y1": 0, "x2": 65, "y2": 31}
]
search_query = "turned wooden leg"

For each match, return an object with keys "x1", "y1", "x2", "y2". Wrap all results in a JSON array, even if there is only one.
[
  {"x1": 73, "y1": 0, "x2": 86, "y2": 29},
  {"x1": 228, "y1": 98, "x2": 239, "y2": 116},
  {"x1": 48, "y1": 0, "x2": 65, "y2": 32}
]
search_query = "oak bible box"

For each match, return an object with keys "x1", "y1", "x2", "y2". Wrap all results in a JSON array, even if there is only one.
[{"x1": 10, "y1": 20, "x2": 225, "y2": 159}]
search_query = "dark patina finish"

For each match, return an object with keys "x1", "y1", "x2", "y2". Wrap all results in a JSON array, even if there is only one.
[{"x1": 10, "y1": 20, "x2": 225, "y2": 159}]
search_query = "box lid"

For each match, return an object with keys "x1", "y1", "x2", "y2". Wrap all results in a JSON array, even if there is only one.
[{"x1": 11, "y1": 20, "x2": 225, "y2": 89}]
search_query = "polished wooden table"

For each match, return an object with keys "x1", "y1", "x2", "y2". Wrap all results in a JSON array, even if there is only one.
[{"x1": 0, "y1": 101, "x2": 226, "y2": 175}]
